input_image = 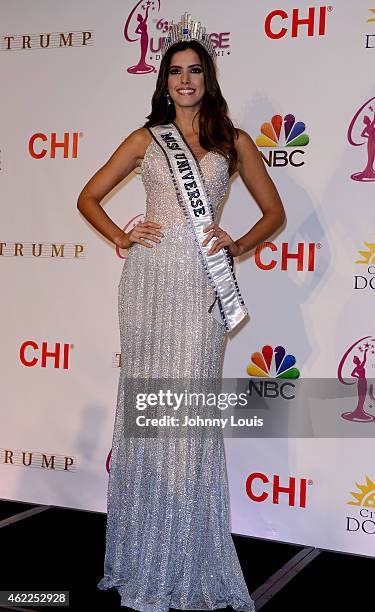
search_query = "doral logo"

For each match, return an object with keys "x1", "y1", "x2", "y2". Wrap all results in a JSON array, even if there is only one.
[
  {"x1": 264, "y1": 6, "x2": 332, "y2": 39},
  {"x1": 347, "y1": 96, "x2": 375, "y2": 181},
  {"x1": 247, "y1": 345, "x2": 300, "y2": 379},
  {"x1": 255, "y1": 241, "x2": 320, "y2": 271},
  {"x1": 356, "y1": 235, "x2": 375, "y2": 265},
  {"x1": 256, "y1": 114, "x2": 309, "y2": 167},
  {"x1": 338, "y1": 336, "x2": 375, "y2": 423},
  {"x1": 123, "y1": 1, "x2": 231, "y2": 75},
  {"x1": 246, "y1": 472, "x2": 312, "y2": 508},
  {"x1": 346, "y1": 475, "x2": 375, "y2": 535},
  {"x1": 354, "y1": 234, "x2": 375, "y2": 291},
  {"x1": 365, "y1": 9, "x2": 375, "y2": 49}
]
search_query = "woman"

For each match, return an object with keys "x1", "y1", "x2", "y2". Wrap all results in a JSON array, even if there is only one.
[{"x1": 77, "y1": 13, "x2": 285, "y2": 612}]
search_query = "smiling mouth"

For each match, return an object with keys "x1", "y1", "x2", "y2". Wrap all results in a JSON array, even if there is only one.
[{"x1": 176, "y1": 88, "x2": 196, "y2": 95}]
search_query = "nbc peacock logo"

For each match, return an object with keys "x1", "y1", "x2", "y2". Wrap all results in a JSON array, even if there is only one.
[
  {"x1": 256, "y1": 113, "x2": 310, "y2": 168},
  {"x1": 346, "y1": 475, "x2": 375, "y2": 535},
  {"x1": 246, "y1": 345, "x2": 300, "y2": 379}
]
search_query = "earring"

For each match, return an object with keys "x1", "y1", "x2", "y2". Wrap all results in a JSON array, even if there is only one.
[{"x1": 165, "y1": 91, "x2": 173, "y2": 107}]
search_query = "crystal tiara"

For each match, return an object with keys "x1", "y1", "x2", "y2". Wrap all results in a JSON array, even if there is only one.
[{"x1": 161, "y1": 12, "x2": 216, "y2": 59}]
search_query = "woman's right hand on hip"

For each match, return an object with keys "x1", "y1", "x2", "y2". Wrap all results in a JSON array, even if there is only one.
[{"x1": 118, "y1": 220, "x2": 164, "y2": 249}]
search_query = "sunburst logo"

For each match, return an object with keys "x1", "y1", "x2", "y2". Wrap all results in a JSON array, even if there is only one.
[
  {"x1": 256, "y1": 114, "x2": 310, "y2": 148},
  {"x1": 355, "y1": 234, "x2": 375, "y2": 265},
  {"x1": 246, "y1": 345, "x2": 300, "y2": 378},
  {"x1": 347, "y1": 475, "x2": 375, "y2": 507},
  {"x1": 367, "y1": 8, "x2": 375, "y2": 22}
]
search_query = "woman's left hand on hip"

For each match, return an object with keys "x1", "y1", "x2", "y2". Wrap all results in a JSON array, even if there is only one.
[{"x1": 202, "y1": 223, "x2": 242, "y2": 257}]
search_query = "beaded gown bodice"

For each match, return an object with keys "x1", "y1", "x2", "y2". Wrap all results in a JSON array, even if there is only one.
[{"x1": 140, "y1": 139, "x2": 229, "y2": 228}]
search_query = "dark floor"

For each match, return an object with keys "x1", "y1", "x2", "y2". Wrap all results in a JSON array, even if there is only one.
[{"x1": 0, "y1": 499, "x2": 373, "y2": 611}]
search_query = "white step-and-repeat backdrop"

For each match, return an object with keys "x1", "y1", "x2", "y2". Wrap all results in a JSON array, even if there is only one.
[{"x1": 1, "y1": 1, "x2": 374, "y2": 558}]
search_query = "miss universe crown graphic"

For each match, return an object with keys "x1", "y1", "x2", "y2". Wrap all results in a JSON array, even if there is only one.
[{"x1": 161, "y1": 12, "x2": 216, "y2": 59}]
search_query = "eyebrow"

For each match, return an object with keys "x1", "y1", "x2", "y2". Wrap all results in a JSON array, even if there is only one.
[{"x1": 169, "y1": 63, "x2": 202, "y2": 69}]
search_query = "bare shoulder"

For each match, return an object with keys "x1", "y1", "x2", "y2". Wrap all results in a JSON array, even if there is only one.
[
  {"x1": 77, "y1": 127, "x2": 153, "y2": 202},
  {"x1": 122, "y1": 126, "x2": 152, "y2": 157},
  {"x1": 234, "y1": 127, "x2": 258, "y2": 157},
  {"x1": 233, "y1": 127, "x2": 264, "y2": 174}
]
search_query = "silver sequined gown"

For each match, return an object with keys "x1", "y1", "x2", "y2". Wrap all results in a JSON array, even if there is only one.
[{"x1": 97, "y1": 138, "x2": 255, "y2": 612}]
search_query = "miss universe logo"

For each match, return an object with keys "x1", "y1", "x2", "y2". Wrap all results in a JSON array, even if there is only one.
[
  {"x1": 124, "y1": 0, "x2": 161, "y2": 74},
  {"x1": 123, "y1": 1, "x2": 231, "y2": 75},
  {"x1": 347, "y1": 96, "x2": 375, "y2": 181},
  {"x1": 338, "y1": 336, "x2": 375, "y2": 422}
]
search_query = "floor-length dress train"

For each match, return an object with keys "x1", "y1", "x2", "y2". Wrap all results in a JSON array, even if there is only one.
[{"x1": 97, "y1": 139, "x2": 255, "y2": 612}]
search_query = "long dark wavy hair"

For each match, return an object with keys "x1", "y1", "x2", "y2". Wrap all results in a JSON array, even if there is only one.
[{"x1": 144, "y1": 40, "x2": 238, "y2": 175}]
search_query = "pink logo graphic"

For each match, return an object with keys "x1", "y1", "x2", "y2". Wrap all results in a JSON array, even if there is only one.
[
  {"x1": 106, "y1": 448, "x2": 111, "y2": 473},
  {"x1": 124, "y1": 0, "x2": 161, "y2": 74},
  {"x1": 348, "y1": 96, "x2": 375, "y2": 181},
  {"x1": 338, "y1": 336, "x2": 375, "y2": 422}
]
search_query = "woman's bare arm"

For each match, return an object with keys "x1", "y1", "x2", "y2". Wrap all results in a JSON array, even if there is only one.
[
  {"x1": 233, "y1": 129, "x2": 286, "y2": 256},
  {"x1": 77, "y1": 127, "x2": 152, "y2": 247}
]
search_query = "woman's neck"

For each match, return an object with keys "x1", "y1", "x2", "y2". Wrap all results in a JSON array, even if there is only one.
[{"x1": 173, "y1": 107, "x2": 200, "y2": 136}]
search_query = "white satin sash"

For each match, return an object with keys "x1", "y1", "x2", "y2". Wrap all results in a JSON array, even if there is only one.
[{"x1": 149, "y1": 123, "x2": 248, "y2": 333}]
